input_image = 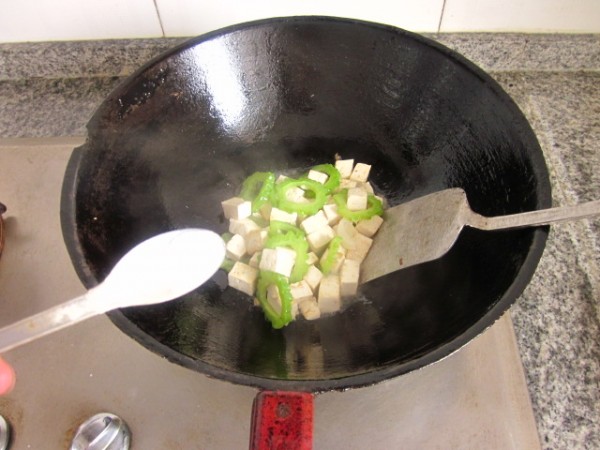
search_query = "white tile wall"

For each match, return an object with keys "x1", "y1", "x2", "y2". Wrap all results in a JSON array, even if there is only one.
[
  {"x1": 0, "y1": 0, "x2": 162, "y2": 43},
  {"x1": 0, "y1": 0, "x2": 598, "y2": 43},
  {"x1": 154, "y1": 0, "x2": 444, "y2": 36},
  {"x1": 440, "y1": 0, "x2": 600, "y2": 32}
]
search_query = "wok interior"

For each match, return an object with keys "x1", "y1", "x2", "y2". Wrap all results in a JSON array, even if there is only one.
[{"x1": 65, "y1": 18, "x2": 549, "y2": 390}]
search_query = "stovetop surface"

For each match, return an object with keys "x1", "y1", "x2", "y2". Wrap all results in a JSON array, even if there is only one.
[{"x1": 0, "y1": 137, "x2": 539, "y2": 449}]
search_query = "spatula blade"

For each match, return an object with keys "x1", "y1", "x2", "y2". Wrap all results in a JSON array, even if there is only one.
[{"x1": 360, "y1": 188, "x2": 469, "y2": 284}]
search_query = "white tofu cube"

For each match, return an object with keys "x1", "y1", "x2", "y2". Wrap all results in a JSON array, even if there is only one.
[
  {"x1": 335, "y1": 159, "x2": 354, "y2": 179},
  {"x1": 300, "y1": 210, "x2": 329, "y2": 234},
  {"x1": 285, "y1": 187, "x2": 309, "y2": 204},
  {"x1": 228, "y1": 261, "x2": 258, "y2": 296},
  {"x1": 259, "y1": 247, "x2": 297, "y2": 277},
  {"x1": 303, "y1": 264, "x2": 323, "y2": 292},
  {"x1": 318, "y1": 275, "x2": 341, "y2": 314},
  {"x1": 362, "y1": 181, "x2": 375, "y2": 194},
  {"x1": 340, "y1": 259, "x2": 360, "y2": 297},
  {"x1": 276, "y1": 174, "x2": 290, "y2": 183},
  {"x1": 347, "y1": 187, "x2": 368, "y2": 211},
  {"x1": 226, "y1": 234, "x2": 246, "y2": 261},
  {"x1": 306, "y1": 225, "x2": 335, "y2": 253},
  {"x1": 350, "y1": 163, "x2": 371, "y2": 183},
  {"x1": 306, "y1": 252, "x2": 319, "y2": 266},
  {"x1": 259, "y1": 203, "x2": 272, "y2": 221},
  {"x1": 229, "y1": 218, "x2": 260, "y2": 237},
  {"x1": 334, "y1": 218, "x2": 358, "y2": 250},
  {"x1": 291, "y1": 298, "x2": 300, "y2": 319},
  {"x1": 322, "y1": 203, "x2": 341, "y2": 226},
  {"x1": 319, "y1": 241, "x2": 346, "y2": 275},
  {"x1": 356, "y1": 215, "x2": 384, "y2": 238},
  {"x1": 267, "y1": 284, "x2": 282, "y2": 316},
  {"x1": 248, "y1": 251, "x2": 261, "y2": 268},
  {"x1": 245, "y1": 229, "x2": 268, "y2": 255},
  {"x1": 270, "y1": 207, "x2": 298, "y2": 225},
  {"x1": 346, "y1": 233, "x2": 373, "y2": 262},
  {"x1": 339, "y1": 179, "x2": 358, "y2": 190},
  {"x1": 290, "y1": 280, "x2": 314, "y2": 303},
  {"x1": 299, "y1": 297, "x2": 321, "y2": 320},
  {"x1": 221, "y1": 197, "x2": 252, "y2": 220},
  {"x1": 308, "y1": 169, "x2": 329, "y2": 185}
]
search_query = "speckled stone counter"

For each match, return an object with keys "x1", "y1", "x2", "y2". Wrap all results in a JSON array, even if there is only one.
[{"x1": 1, "y1": 33, "x2": 599, "y2": 449}]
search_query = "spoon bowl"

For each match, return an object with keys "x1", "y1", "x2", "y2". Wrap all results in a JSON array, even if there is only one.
[{"x1": 0, "y1": 228, "x2": 225, "y2": 353}]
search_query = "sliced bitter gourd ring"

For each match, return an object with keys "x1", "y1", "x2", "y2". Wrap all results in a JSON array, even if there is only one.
[
  {"x1": 320, "y1": 236, "x2": 343, "y2": 275},
  {"x1": 333, "y1": 189, "x2": 384, "y2": 223},
  {"x1": 240, "y1": 172, "x2": 276, "y2": 213},
  {"x1": 309, "y1": 164, "x2": 341, "y2": 193},
  {"x1": 276, "y1": 178, "x2": 328, "y2": 215},
  {"x1": 265, "y1": 223, "x2": 310, "y2": 283},
  {"x1": 256, "y1": 270, "x2": 294, "y2": 329}
]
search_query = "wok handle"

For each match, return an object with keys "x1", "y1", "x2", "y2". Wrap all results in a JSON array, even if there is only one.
[{"x1": 250, "y1": 391, "x2": 314, "y2": 450}]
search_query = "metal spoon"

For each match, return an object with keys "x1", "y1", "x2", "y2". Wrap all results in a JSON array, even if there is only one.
[
  {"x1": 361, "y1": 188, "x2": 600, "y2": 284},
  {"x1": 0, "y1": 228, "x2": 225, "y2": 353}
]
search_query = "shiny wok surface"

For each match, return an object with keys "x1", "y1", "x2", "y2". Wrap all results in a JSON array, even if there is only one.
[{"x1": 61, "y1": 17, "x2": 550, "y2": 391}]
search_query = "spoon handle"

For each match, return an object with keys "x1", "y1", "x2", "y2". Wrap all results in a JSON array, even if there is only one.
[
  {"x1": 469, "y1": 199, "x2": 600, "y2": 231},
  {"x1": 0, "y1": 293, "x2": 101, "y2": 353}
]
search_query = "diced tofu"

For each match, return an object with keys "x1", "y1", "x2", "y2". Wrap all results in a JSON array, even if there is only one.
[
  {"x1": 267, "y1": 284, "x2": 282, "y2": 316},
  {"x1": 285, "y1": 187, "x2": 309, "y2": 203},
  {"x1": 362, "y1": 181, "x2": 374, "y2": 194},
  {"x1": 226, "y1": 234, "x2": 246, "y2": 261},
  {"x1": 340, "y1": 259, "x2": 360, "y2": 297},
  {"x1": 276, "y1": 174, "x2": 289, "y2": 183},
  {"x1": 259, "y1": 247, "x2": 297, "y2": 277},
  {"x1": 221, "y1": 197, "x2": 252, "y2": 220},
  {"x1": 303, "y1": 264, "x2": 323, "y2": 292},
  {"x1": 245, "y1": 229, "x2": 268, "y2": 255},
  {"x1": 306, "y1": 252, "x2": 319, "y2": 266},
  {"x1": 299, "y1": 297, "x2": 321, "y2": 320},
  {"x1": 300, "y1": 210, "x2": 329, "y2": 234},
  {"x1": 308, "y1": 169, "x2": 329, "y2": 185},
  {"x1": 319, "y1": 241, "x2": 346, "y2": 275},
  {"x1": 347, "y1": 187, "x2": 368, "y2": 211},
  {"x1": 334, "y1": 218, "x2": 358, "y2": 250},
  {"x1": 323, "y1": 203, "x2": 341, "y2": 226},
  {"x1": 248, "y1": 251, "x2": 261, "y2": 268},
  {"x1": 228, "y1": 261, "x2": 258, "y2": 296},
  {"x1": 318, "y1": 275, "x2": 341, "y2": 314},
  {"x1": 335, "y1": 159, "x2": 354, "y2": 179},
  {"x1": 346, "y1": 233, "x2": 373, "y2": 262},
  {"x1": 350, "y1": 163, "x2": 371, "y2": 183},
  {"x1": 339, "y1": 179, "x2": 358, "y2": 190},
  {"x1": 290, "y1": 280, "x2": 314, "y2": 303},
  {"x1": 306, "y1": 225, "x2": 335, "y2": 253},
  {"x1": 291, "y1": 298, "x2": 300, "y2": 319},
  {"x1": 259, "y1": 203, "x2": 272, "y2": 221},
  {"x1": 270, "y1": 207, "x2": 298, "y2": 225},
  {"x1": 356, "y1": 215, "x2": 384, "y2": 238},
  {"x1": 229, "y1": 218, "x2": 260, "y2": 237}
]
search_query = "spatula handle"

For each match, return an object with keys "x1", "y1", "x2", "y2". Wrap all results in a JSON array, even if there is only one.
[
  {"x1": 0, "y1": 293, "x2": 101, "y2": 353},
  {"x1": 471, "y1": 199, "x2": 600, "y2": 231}
]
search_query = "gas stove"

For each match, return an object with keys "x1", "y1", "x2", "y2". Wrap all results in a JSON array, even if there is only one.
[{"x1": 0, "y1": 137, "x2": 540, "y2": 449}]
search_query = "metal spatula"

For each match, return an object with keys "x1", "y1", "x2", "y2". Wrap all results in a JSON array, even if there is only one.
[{"x1": 361, "y1": 188, "x2": 600, "y2": 284}]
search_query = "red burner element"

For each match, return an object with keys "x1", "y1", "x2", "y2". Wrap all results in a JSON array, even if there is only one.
[{"x1": 250, "y1": 391, "x2": 314, "y2": 450}]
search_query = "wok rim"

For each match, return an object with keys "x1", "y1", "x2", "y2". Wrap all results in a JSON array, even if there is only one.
[{"x1": 60, "y1": 15, "x2": 551, "y2": 392}]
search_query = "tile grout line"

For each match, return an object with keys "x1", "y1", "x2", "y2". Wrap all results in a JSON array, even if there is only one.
[
  {"x1": 437, "y1": 0, "x2": 448, "y2": 33},
  {"x1": 152, "y1": 0, "x2": 166, "y2": 38}
]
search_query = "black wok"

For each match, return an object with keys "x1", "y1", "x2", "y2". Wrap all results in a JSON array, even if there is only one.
[{"x1": 60, "y1": 16, "x2": 550, "y2": 446}]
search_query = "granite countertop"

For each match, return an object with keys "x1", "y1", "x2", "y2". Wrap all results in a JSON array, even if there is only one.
[{"x1": 0, "y1": 33, "x2": 599, "y2": 449}]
